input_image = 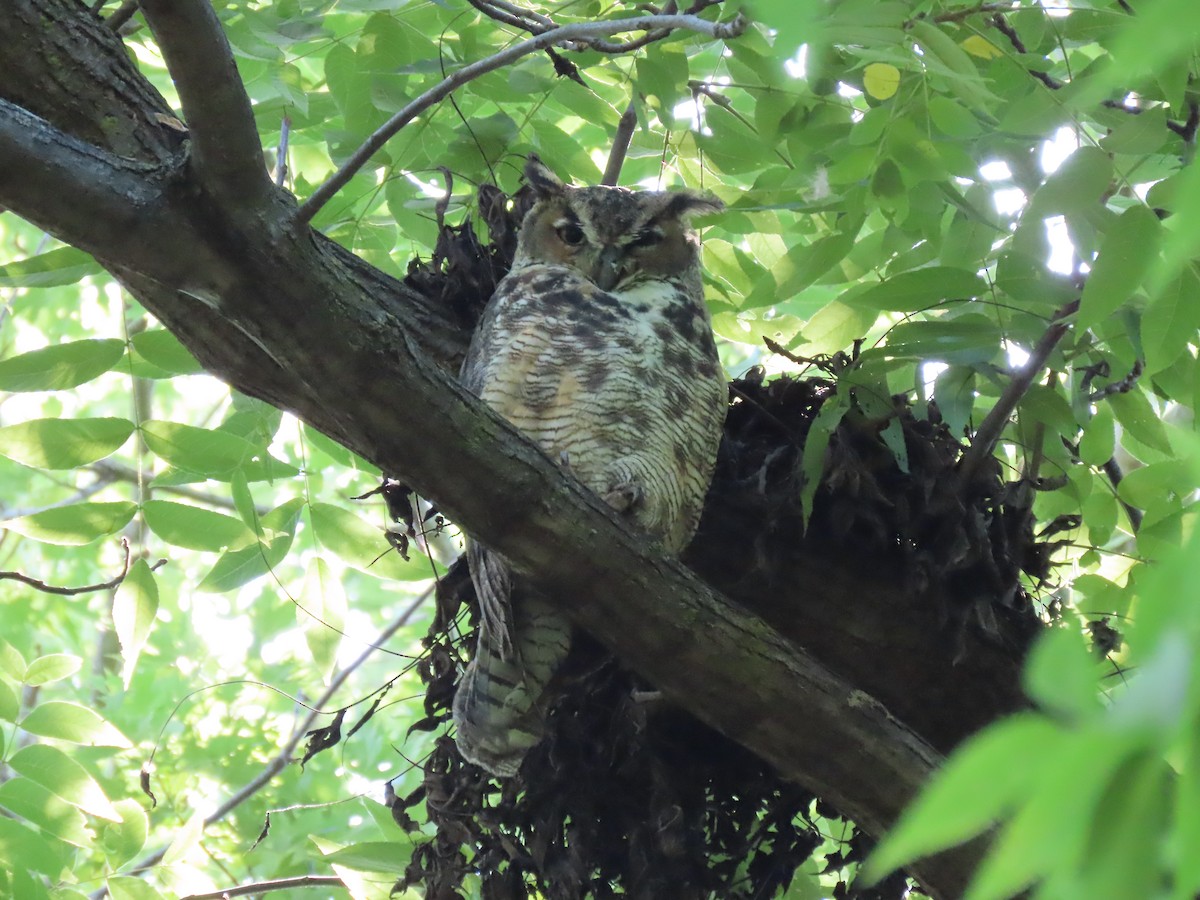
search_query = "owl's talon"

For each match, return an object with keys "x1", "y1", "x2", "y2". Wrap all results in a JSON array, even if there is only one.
[
  {"x1": 558, "y1": 450, "x2": 573, "y2": 472},
  {"x1": 603, "y1": 480, "x2": 643, "y2": 513}
]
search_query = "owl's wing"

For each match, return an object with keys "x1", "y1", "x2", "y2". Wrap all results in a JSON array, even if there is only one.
[{"x1": 467, "y1": 540, "x2": 515, "y2": 661}]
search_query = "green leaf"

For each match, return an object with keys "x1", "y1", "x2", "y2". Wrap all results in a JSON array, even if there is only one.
[
  {"x1": 142, "y1": 500, "x2": 254, "y2": 552},
  {"x1": 4, "y1": 501, "x2": 138, "y2": 546},
  {"x1": 0, "y1": 339, "x2": 125, "y2": 392},
  {"x1": 113, "y1": 560, "x2": 159, "y2": 690},
  {"x1": 1032, "y1": 147, "x2": 1113, "y2": 217},
  {"x1": 0, "y1": 817, "x2": 69, "y2": 876},
  {"x1": 865, "y1": 714, "x2": 1062, "y2": 882},
  {"x1": 1077, "y1": 404, "x2": 1115, "y2": 467},
  {"x1": 0, "y1": 639, "x2": 26, "y2": 679},
  {"x1": 0, "y1": 777, "x2": 90, "y2": 849},
  {"x1": 19, "y1": 701, "x2": 132, "y2": 747},
  {"x1": 299, "y1": 558, "x2": 345, "y2": 683},
  {"x1": 1109, "y1": 388, "x2": 1172, "y2": 456},
  {"x1": 309, "y1": 501, "x2": 435, "y2": 580},
  {"x1": 320, "y1": 840, "x2": 412, "y2": 874},
  {"x1": 0, "y1": 678, "x2": 17, "y2": 722},
  {"x1": 0, "y1": 418, "x2": 134, "y2": 469},
  {"x1": 1077, "y1": 206, "x2": 1162, "y2": 331},
  {"x1": 1142, "y1": 266, "x2": 1200, "y2": 375},
  {"x1": 198, "y1": 498, "x2": 304, "y2": 593},
  {"x1": 105, "y1": 875, "x2": 165, "y2": 900},
  {"x1": 1022, "y1": 626, "x2": 1102, "y2": 721},
  {"x1": 0, "y1": 247, "x2": 99, "y2": 288},
  {"x1": 8, "y1": 744, "x2": 121, "y2": 821},
  {"x1": 100, "y1": 799, "x2": 149, "y2": 869},
  {"x1": 843, "y1": 267, "x2": 988, "y2": 312},
  {"x1": 966, "y1": 732, "x2": 1142, "y2": 900},
  {"x1": 140, "y1": 420, "x2": 257, "y2": 476},
  {"x1": 162, "y1": 807, "x2": 206, "y2": 867},
  {"x1": 129, "y1": 330, "x2": 204, "y2": 376},
  {"x1": 23, "y1": 653, "x2": 82, "y2": 687},
  {"x1": 880, "y1": 315, "x2": 1001, "y2": 366}
]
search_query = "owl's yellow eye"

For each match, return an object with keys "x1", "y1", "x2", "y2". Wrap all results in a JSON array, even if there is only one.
[{"x1": 556, "y1": 222, "x2": 585, "y2": 246}]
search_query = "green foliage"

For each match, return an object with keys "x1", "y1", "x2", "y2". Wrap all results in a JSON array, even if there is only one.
[{"x1": 3, "y1": 0, "x2": 1200, "y2": 896}]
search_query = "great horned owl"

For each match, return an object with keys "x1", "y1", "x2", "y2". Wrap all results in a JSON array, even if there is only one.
[{"x1": 453, "y1": 156, "x2": 727, "y2": 776}]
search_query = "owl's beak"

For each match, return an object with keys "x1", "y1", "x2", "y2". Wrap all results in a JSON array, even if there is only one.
[{"x1": 594, "y1": 245, "x2": 624, "y2": 292}]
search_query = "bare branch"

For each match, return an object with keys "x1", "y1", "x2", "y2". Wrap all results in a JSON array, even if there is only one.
[
  {"x1": 296, "y1": 11, "x2": 748, "y2": 223},
  {"x1": 602, "y1": 98, "x2": 639, "y2": 186},
  {"x1": 0, "y1": 538, "x2": 164, "y2": 596},
  {"x1": 959, "y1": 299, "x2": 1079, "y2": 483},
  {"x1": 181, "y1": 875, "x2": 344, "y2": 900},
  {"x1": 138, "y1": 0, "x2": 270, "y2": 203},
  {"x1": 105, "y1": 0, "x2": 139, "y2": 32}
]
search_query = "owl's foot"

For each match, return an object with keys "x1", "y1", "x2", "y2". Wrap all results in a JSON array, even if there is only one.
[{"x1": 603, "y1": 480, "x2": 644, "y2": 514}]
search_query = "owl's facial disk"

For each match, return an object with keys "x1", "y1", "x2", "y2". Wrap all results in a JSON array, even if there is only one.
[{"x1": 531, "y1": 203, "x2": 696, "y2": 291}]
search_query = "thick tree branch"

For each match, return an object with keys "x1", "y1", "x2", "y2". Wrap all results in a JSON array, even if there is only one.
[
  {"x1": 297, "y1": 12, "x2": 747, "y2": 222},
  {"x1": 138, "y1": 0, "x2": 270, "y2": 204}
]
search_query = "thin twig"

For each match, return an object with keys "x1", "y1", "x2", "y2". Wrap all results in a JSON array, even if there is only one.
[
  {"x1": 89, "y1": 587, "x2": 432, "y2": 900},
  {"x1": 926, "y1": 2, "x2": 1010, "y2": 24},
  {"x1": 181, "y1": 875, "x2": 344, "y2": 900},
  {"x1": 1087, "y1": 360, "x2": 1142, "y2": 401},
  {"x1": 296, "y1": 12, "x2": 747, "y2": 224},
  {"x1": 275, "y1": 116, "x2": 290, "y2": 188},
  {"x1": 0, "y1": 538, "x2": 164, "y2": 596},
  {"x1": 1, "y1": 473, "x2": 116, "y2": 520},
  {"x1": 958, "y1": 299, "x2": 1079, "y2": 483}
]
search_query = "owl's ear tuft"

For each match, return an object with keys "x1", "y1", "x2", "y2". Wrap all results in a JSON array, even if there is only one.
[
  {"x1": 524, "y1": 154, "x2": 567, "y2": 197},
  {"x1": 664, "y1": 190, "x2": 724, "y2": 221}
]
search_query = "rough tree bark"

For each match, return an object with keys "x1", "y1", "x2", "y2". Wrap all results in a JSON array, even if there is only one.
[{"x1": 0, "y1": 2, "x2": 1032, "y2": 896}]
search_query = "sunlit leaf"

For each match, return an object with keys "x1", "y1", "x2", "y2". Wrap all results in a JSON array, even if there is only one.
[
  {"x1": 0, "y1": 339, "x2": 125, "y2": 392},
  {"x1": 20, "y1": 701, "x2": 132, "y2": 747},
  {"x1": 4, "y1": 501, "x2": 138, "y2": 546},
  {"x1": 0, "y1": 777, "x2": 90, "y2": 849},
  {"x1": 142, "y1": 500, "x2": 254, "y2": 552},
  {"x1": 140, "y1": 420, "x2": 257, "y2": 476},
  {"x1": 113, "y1": 560, "x2": 159, "y2": 690},
  {"x1": 0, "y1": 247, "x2": 100, "y2": 288},
  {"x1": 100, "y1": 799, "x2": 149, "y2": 869},
  {"x1": 129, "y1": 330, "x2": 205, "y2": 376},
  {"x1": 23, "y1": 653, "x2": 82, "y2": 687},
  {"x1": 8, "y1": 744, "x2": 122, "y2": 821},
  {"x1": 299, "y1": 557, "x2": 345, "y2": 683},
  {"x1": 162, "y1": 806, "x2": 206, "y2": 866},
  {"x1": 198, "y1": 498, "x2": 304, "y2": 593},
  {"x1": 0, "y1": 418, "x2": 134, "y2": 469},
  {"x1": 309, "y1": 501, "x2": 437, "y2": 581}
]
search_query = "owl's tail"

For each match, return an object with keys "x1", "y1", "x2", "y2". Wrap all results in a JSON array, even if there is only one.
[{"x1": 453, "y1": 583, "x2": 572, "y2": 777}]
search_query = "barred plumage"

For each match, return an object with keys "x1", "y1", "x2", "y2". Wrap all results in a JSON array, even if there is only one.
[{"x1": 453, "y1": 157, "x2": 727, "y2": 776}]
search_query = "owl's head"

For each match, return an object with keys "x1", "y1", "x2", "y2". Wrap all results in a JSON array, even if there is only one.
[{"x1": 511, "y1": 156, "x2": 722, "y2": 291}]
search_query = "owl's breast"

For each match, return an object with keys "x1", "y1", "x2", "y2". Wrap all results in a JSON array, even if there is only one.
[{"x1": 462, "y1": 264, "x2": 726, "y2": 504}]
